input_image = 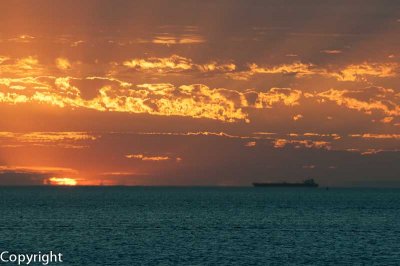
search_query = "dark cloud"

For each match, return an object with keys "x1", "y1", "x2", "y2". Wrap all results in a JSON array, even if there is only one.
[{"x1": 0, "y1": 171, "x2": 49, "y2": 186}]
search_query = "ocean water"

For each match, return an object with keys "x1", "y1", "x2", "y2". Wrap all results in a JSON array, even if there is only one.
[{"x1": 0, "y1": 187, "x2": 399, "y2": 265}]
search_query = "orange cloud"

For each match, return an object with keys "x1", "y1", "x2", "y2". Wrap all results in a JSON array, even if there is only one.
[
  {"x1": 331, "y1": 62, "x2": 398, "y2": 81},
  {"x1": 15, "y1": 57, "x2": 38, "y2": 70},
  {"x1": 227, "y1": 61, "x2": 399, "y2": 81},
  {"x1": 321, "y1": 50, "x2": 342, "y2": 54},
  {"x1": 273, "y1": 139, "x2": 331, "y2": 149},
  {"x1": 350, "y1": 134, "x2": 400, "y2": 139},
  {"x1": 197, "y1": 62, "x2": 236, "y2": 73},
  {"x1": 122, "y1": 55, "x2": 235, "y2": 74},
  {"x1": 249, "y1": 62, "x2": 314, "y2": 76},
  {"x1": 96, "y1": 84, "x2": 249, "y2": 122},
  {"x1": 245, "y1": 141, "x2": 256, "y2": 147},
  {"x1": 0, "y1": 75, "x2": 307, "y2": 122},
  {"x1": 121, "y1": 56, "x2": 400, "y2": 83},
  {"x1": 123, "y1": 55, "x2": 193, "y2": 72},
  {"x1": 151, "y1": 35, "x2": 205, "y2": 45},
  {"x1": 125, "y1": 154, "x2": 172, "y2": 161},
  {"x1": 228, "y1": 62, "x2": 315, "y2": 80},
  {"x1": 1, "y1": 58, "x2": 398, "y2": 124},
  {"x1": 293, "y1": 114, "x2": 303, "y2": 121},
  {"x1": 0, "y1": 56, "x2": 10, "y2": 64},
  {"x1": 381, "y1": 117, "x2": 394, "y2": 123},
  {"x1": 317, "y1": 88, "x2": 400, "y2": 117},
  {"x1": 249, "y1": 88, "x2": 302, "y2": 108},
  {"x1": 303, "y1": 133, "x2": 341, "y2": 140},
  {"x1": 137, "y1": 131, "x2": 255, "y2": 140},
  {"x1": 0, "y1": 132, "x2": 97, "y2": 149},
  {"x1": 0, "y1": 56, "x2": 44, "y2": 76},
  {"x1": 55, "y1": 57, "x2": 72, "y2": 70}
]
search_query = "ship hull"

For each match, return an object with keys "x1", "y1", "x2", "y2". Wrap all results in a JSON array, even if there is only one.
[{"x1": 253, "y1": 183, "x2": 318, "y2": 188}]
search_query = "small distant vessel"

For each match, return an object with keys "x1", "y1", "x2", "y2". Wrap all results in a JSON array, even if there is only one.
[{"x1": 253, "y1": 179, "x2": 318, "y2": 188}]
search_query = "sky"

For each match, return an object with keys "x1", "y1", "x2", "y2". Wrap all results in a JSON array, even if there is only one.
[{"x1": 0, "y1": 0, "x2": 399, "y2": 186}]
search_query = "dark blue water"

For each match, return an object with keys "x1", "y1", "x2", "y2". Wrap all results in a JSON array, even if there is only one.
[{"x1": 0, "y1": 187, "x2": 399, "y2": 265}]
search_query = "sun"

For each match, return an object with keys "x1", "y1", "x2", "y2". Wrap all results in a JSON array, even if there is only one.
[{"x1": 47, "y1": 177, "x2": 78, "y2": 186}]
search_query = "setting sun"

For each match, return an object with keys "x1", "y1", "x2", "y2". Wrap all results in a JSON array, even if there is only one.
[{"x1": 47, "y1": 177, "x2": 77, "y2": 186}]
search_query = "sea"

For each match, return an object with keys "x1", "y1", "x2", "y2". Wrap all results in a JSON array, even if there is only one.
[{"x1": 0, "y1": 187, "x2": 399, "y2": 265}]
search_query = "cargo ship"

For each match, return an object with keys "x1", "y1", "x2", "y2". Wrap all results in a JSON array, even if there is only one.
[{"x1": 253, "y1": 179, "x2": 318, "y2": 188}]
